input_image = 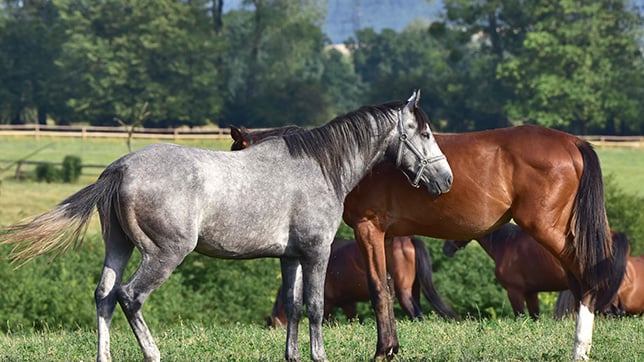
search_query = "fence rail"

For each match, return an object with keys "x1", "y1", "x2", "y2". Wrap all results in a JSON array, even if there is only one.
[
  {"x1": 0, "y1": 124, "x2": 232, "y2": 140},
  {"x1": 0, "y1": 124, "x2": 643, "y2": 147}
]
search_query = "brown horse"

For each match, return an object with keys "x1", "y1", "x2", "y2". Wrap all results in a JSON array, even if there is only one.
[
  {"x1": 443, "y1": 225, "x2": 630, "y2": 319},
  {"x1": 556, "y1": 252, "x2": 644, "y2": 317},
  {"x1": 443, "y1": 223, "x2": 568, "y2": 319},
  {"x1": 232, "y1": 124, "x2": 629, "y2": 360},
  {"x1": 266, "y1": 236, "x2": 457, "y2": 327}
]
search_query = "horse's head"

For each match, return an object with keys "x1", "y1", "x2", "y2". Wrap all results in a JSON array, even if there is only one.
[
  {"x1": 230, "y1": 126, "x2": 252, "y2": 150},
  {"x1": 388, "y1": 90, "x2": 452, "y2": 195},
  {"x1": 442, "y1": 239, "x2": 471, "y2": 257},
  {"x1": 230, "y1": 125, "x2": 306, "y2": 151}
]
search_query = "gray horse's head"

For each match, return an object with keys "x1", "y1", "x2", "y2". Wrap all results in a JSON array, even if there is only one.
[{"x1": 389, "y1": 90, "x2": 452, "y2": 195}]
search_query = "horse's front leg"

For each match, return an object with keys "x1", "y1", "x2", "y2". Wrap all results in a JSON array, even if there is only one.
[
  {"x1": 572, "y1": 294, "x2": 595, "y2": 361},
  {"x1": 280, "y1": 258, "x2": 304, "y2": 361},
  {"x1": 354, "y1": 222, "x2": 398, "y2": 360},
  {"x1": 302, "y1": 249, "x2": 331, "y2": 362}
]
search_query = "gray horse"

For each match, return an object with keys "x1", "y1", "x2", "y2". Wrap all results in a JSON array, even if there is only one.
[{"x1": 1, "y1": 90, "x2": 453, "y2": 362}]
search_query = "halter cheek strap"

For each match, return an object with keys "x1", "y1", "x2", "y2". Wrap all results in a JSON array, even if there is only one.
[{"x1": 395, "y1": 109, "x2": 446, "y2": 188}]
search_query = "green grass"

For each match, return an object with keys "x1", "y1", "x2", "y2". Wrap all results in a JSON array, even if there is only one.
[
  {"x1": 1, "y1": 316, "x2": 643, "y2": 361},
  {"x1": 596, "y1": 147, "x2": 644, "y2": 197},
  {"x1": 0, "y1": 136, "x2": 233, "y2": 226}
]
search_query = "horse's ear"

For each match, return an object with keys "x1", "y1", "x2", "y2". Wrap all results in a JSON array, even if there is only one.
[
  {"x1": 230, "y1": 125, "x2": 242, "y2": 142},
  {"x1": 406, "y1": 89, "x2": 421, "y2": 110}
]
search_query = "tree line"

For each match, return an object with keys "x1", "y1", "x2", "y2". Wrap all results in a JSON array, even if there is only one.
[{"x1": 1, "y1": 0, "x2": 643, "y2": 134}]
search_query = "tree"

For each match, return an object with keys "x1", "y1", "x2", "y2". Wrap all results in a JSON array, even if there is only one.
[
  {"x1": 437, "y1": 0, "x2": 539, "y2": 131},
  {"x1": 0, "y1": 0, "x2": 66, "y2": 124},
  {"x1": 347, "y1": 23, "x2": 472, "y2": 131},
  {"x1": 498, "y1": 0, "x2": 644, "y2": 134},
  {"x1": 54, "y1": 0, "x2": 224, "y2": 127},
  {"x1": 221, "y1": 0, "x2": 332, "y2": 127}
]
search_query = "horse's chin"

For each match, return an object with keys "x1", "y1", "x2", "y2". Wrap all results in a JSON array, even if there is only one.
[{"x1": 421, "y1": 177, "x2": 452, "y2": 195}]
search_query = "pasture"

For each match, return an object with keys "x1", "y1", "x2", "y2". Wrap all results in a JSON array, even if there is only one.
[
  {"x1": 1, "y1": 316, "x2": 643, "y2": 360},
  {"x1": 0, "y1": 135, "x2": 643, "y2": 361}
]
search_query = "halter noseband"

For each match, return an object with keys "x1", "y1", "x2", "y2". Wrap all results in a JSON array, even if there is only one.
[{"x1": 395, "y1": 109, "x2": 446, "y2": 188}]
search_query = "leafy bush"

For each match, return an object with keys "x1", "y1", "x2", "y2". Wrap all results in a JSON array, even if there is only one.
[
  {"x1": 32, "y1": 155, "x2": 83, "y2": 184},
  {"x1": 61, "y1": 155, "x2": 82, "y2": 183},
  {"x1": 34, "y1": 163, "x2": 61, "y2": 183}
]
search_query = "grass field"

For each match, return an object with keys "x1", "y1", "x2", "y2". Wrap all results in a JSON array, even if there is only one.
[{"x1": 1, "y1": 315, "x2": 643, "y2": 361}]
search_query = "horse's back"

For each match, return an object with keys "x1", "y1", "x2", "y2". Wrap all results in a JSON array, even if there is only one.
[
  {"x1": 105, "y1": 142, "x2": 339, "y2": 259},
  {"x1": 347, "y1": 125, "x2": 585, "y2": 239}
]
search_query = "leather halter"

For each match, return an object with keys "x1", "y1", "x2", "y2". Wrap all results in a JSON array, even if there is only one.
[{"x1": 395, "y1": 109, "x2": 446, "y2": 188}]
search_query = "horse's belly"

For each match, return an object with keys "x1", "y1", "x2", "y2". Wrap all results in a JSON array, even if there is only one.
[{"x1": 194, "y1": 235, "x2": 289, "y2": 259}]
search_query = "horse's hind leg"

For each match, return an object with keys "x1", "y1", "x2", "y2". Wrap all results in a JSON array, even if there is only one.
[
  {"x1": 117, "y1": 240, "x2": 194, "y2": 362},
  {"x1": 96, "y1": 212, "x2": 134, "y2": 362}
]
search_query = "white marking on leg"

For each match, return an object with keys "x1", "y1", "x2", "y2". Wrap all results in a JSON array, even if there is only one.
[
  {"x1": 571, "y1": 303, "x2": 594, "y2": 361},
  {"x1": 97, "y1": 268, "x2": 118, "y2": 362}
]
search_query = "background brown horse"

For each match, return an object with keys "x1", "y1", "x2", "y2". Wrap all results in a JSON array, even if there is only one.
[
  {"x1": 232, "y1": 124, "x2": 629, "y2": 360},
  {"x1": 266, "y1": 236, "x2": 457, "y2": 328},
  {"x1": 555, "y1": 253, "x2": 644, "y2": 317},
  {"x1": 443, "y1": 225, "x2": 630, "y2": 319},
  {"x1": 443, "y1": 223, "x2": 568, "y2": 319}
]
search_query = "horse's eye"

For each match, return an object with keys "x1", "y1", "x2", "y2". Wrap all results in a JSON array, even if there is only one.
[{"x1": 421, "y1": 131, "x2": 431, "y2": 140}]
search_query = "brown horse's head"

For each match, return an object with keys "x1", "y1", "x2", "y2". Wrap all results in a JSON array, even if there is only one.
[
  {"x1": 230, "y1": 125, "x2": 306, "y2": 151},
  {"x1": 442, "y1": 239, "x2": 471, "y2": 257},
  {"x1": 230, "y1": 126, "x2": 252, "y2": 150}
]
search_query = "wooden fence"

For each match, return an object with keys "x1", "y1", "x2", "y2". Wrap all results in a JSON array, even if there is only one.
[
  {"x1": 0, "y1": 124, "x2": 232, "y2": 140},
  {"x1": 0, "y1": 124, "x2": 642, "y2": 147}
]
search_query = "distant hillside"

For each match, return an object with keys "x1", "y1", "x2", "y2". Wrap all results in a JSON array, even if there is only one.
[{"x1": 223, "y1": 0, "x2": 443, "y2": 44}]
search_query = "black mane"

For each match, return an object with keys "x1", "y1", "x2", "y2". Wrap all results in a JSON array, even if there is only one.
[{"x1": 283, "y1": 100, "x2": 428, "y2": 197}]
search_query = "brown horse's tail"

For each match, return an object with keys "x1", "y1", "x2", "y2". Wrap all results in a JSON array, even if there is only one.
[
  {"x1": 411, "y1": 236, "x2": 458, "y2": 320},
  {"x1": 0, "y1": 167, "x2": 122, "y2": 266},
  {"x1": 553, "y1": 290, "x2": 578, "y2": 319},
  {"x1": 266, "y1": 284, "x2": 287, "y2": 328},
  {"x1": 564, "y1": 142, "x2": 628, "y2": 310}
]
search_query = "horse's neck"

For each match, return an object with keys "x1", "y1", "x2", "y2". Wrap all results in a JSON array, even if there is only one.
[{"x1": 335, "y1": 126, "x2": 394, "y2": 196}]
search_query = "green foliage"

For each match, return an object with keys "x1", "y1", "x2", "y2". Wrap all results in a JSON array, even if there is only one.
[
  {"x1": 497, "y1": 0, "x2": 644, "y2": 133},
  {"x1": 61, "y1": 155, "x2": 82, "y2": 183},
  {"x1": 604, "y1": 174, "x2": 644, "y2": 255},
  {"x1": 2, "y1": 0, "x2": 644, "y2": 132},
  {"x1": 221, "y1": 1, "x2": 333, "y2": 127},
  {"x1": 34, "y1": 163, "x2": 61, "y2": 183},
  {"x1": 33, "y1": 155, "x2": 82, "y2": 184},
  {"x1": 53, "y1": 0, "x2": 224, "y2": 126}
]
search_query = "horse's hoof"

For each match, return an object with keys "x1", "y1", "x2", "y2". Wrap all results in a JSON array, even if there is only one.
[{"x1": 372, "y1": 346, "x2": 398, "y2": 362}]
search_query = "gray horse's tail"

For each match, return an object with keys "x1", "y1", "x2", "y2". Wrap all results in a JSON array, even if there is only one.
[
  {"x1": 1, "y1": 168, "x2": 122, "y2": 266},
  {"x1": 411, "y1": 237, "x2": 458, "y2": 320}
]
